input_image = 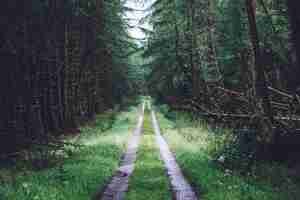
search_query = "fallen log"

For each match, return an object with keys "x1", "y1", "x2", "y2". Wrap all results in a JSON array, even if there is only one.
[
  {"x1": 267, "y1": 86, "x2": 293, "y2": 99},
  {"x1": 196, "y1": 112, "x2": 300, "y2": 122}
]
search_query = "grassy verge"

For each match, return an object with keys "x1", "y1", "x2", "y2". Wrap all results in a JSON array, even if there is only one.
[
  {"x1": 156, "y1": 111, "x2": 300, "y2": 200},
  {"x1": 125, "y1": 112, "x2": 171, "y2": 200},
  {"x1": 0, "y1": 106, "x2": 138, "y2": 200}
]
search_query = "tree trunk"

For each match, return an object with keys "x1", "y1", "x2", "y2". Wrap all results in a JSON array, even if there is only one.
[
  {"x1": 187, "y1": 0, "x2": 200, "y2": 98},
  {"x1": 207, "y1": 0, "x2": 222, "y2": 85},
  {"x1": 95, "y1": 0, "x2": 105, "y2": 113},
  {"x1": 245, "y1": 0, "x2": 272, "y2": 120},
  {"x1": 287, "y1": 0, "x2": 300, "y2": 91}
]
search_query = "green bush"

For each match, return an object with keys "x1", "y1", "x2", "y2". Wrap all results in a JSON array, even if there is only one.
[
  {"x1": 158, "y1": 104, "x2": 170, "y2": 115},
  {"x1": 159, "y1": 110, "x2": 300, "y2": 200},
  {"x1": 159, "y1": 104, "x2": 179, "y2": 121},
  {"x1": 216, "y1": 128, "x2": 258, "y2": 172}
]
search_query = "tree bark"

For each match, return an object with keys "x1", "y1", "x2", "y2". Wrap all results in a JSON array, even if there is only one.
[
  {"x1": 245, "y1": 0, "x2": 272, "y2": 120},
  {"x1": 207, "y1": 0, "x2": 222, "y2": 84},
  {"x1": 287, "y1": 0, "x2": 300, "y2": 91}
]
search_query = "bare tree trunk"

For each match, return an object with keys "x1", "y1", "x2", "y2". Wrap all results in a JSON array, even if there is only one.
[
  {"x1": 191, "y1": 2, "x2": 198, "y2": 97},
  {"x1": 95, "y1": 0, "x2": 105, "y2": 113},
  {"x1": 186, "y1": 0, "x2": 200, "y2": 98},
  {"x1": 287, "y1": 0, "x2": 300, "y2": 91},
  {"x1": 207, "y1": 0, "x2": 222, "y2": 85},
  {"x1": 245, "y1": 0, "x2": 272, "y2": 120}
]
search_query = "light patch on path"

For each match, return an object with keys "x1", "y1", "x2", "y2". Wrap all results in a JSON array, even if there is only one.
[
  {"x1": 152, "y1": 111, "x2": 199, "y2": 200},
  {"x1": 97, "y1": 104, "x2": 144, "y2": 200}
]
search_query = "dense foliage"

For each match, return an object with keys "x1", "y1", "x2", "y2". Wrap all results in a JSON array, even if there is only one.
[
  {"x1": 143, "y1": 0, "x2": 300, "y2": 161},
  {"x1": 0, "y1": 0, "x2": 139, "y2": 155},
  {"x1": 2, "y1": 0, "x2": 300, "y2": 169},
  {"x1": 144, "y1": 0, "x2": 296, "y2": 96}
]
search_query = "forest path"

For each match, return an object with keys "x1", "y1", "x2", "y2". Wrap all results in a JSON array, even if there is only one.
[
  {"x1": 152, "y1": 110, "x2": 199, "y2": 200},
  {"x1": 97, "y1": 101, "x2": 198, "y2": 200},
  {"x1": 97, "y1": 103, "x2": 145, "y2": 200}
]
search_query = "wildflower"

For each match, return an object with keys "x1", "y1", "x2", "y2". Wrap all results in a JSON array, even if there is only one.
[
  {"x1": 33, "y1": 195, "x2": 40, "y2": 200},
  {"x1": 217, "y1": 155, "x2": 225, "y2": 163},
  {"x1": 224, "y1": 169, "x2": 232, "y2": 176},
  {"x1": 22, "y1": 183, "x2": 29, "y2": 188}
]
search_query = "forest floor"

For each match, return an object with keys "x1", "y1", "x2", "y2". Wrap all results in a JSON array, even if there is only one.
[
  {"x1": 0, "y1": 106, "x2": 139, "y2": 200},
  {"x1": 1, "y1": 101, "x2": 300, "y2": 200},
  {"x1": 157, "y1": 108, "x2": 300, "y2": 200}
]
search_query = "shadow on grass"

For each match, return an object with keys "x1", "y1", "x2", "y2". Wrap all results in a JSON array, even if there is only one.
[
  {"x1": 0, "y1": 143, "x2": 123, "y2": 200},
  {"x1": 0, "y1": 107, "x2": 139, "y2": 200}
]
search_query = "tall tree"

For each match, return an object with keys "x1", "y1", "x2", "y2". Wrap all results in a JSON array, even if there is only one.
[
  {"x1": 0, "y1": 0, "x2": 136, "y2": 155},
  {"x1": 287, "y1": 0, "x2": 300, "y2": 91},
  {"x1": 245, "y1": 0, "x2": 272, "y2": 119}
]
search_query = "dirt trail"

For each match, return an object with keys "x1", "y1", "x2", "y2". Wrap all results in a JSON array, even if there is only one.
[
  {"x1": 97, "y1": 103, "x2": 198, "y2": 200},
  {"x1": 151, "y1": 111, "x2": 199, "y2": 200},
  {"x1": 97, "y1": 104, "x2": 144, "y2": 200}
]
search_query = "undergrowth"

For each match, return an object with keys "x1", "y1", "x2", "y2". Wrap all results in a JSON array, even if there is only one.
[
  {"x1": 0, "y1": 106, "x2": 138, "y2": 200},
  {"x1": 157, "y1": 105, "x2": 300, "y2": 200}
]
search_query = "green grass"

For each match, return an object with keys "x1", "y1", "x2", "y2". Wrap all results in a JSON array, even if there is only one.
[
  {"x1": 0, "y1": 107, "x2": 138, "y2": 200},
  {"x1": 125, "y1": 113, "x2": 172, "y2": 200},
  {"x1": 157, "y1": 111, "x2": 300, "y2": 200}
]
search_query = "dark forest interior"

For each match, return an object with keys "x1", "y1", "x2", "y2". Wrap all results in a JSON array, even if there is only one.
[{"x1": 1, "y1": 0, "x2": 300, "y2": 199}]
